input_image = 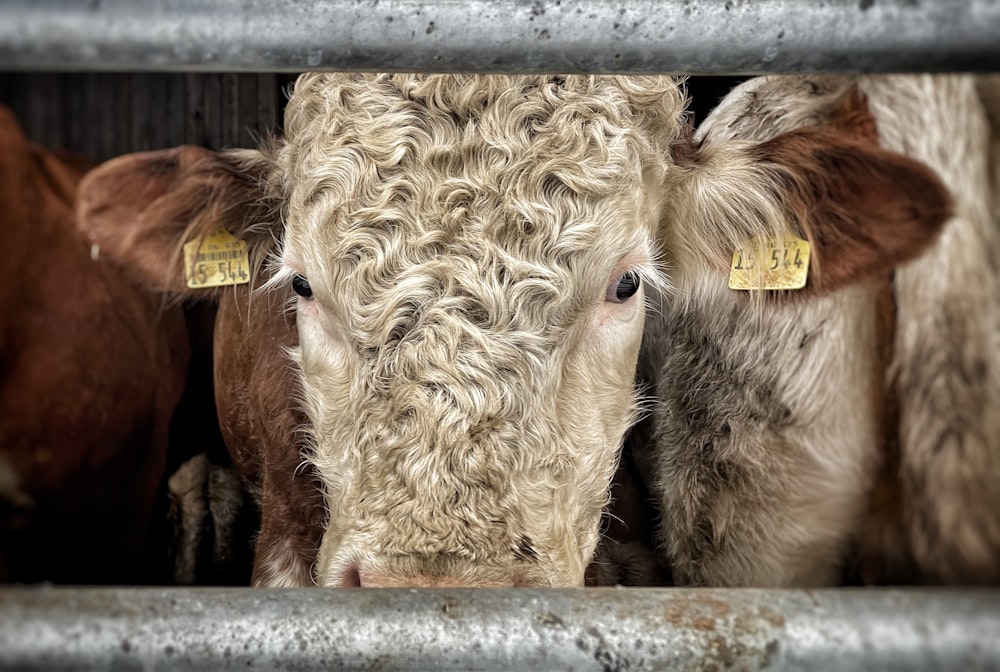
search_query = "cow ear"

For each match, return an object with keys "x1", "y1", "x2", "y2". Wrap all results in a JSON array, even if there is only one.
[
  {"x1": 671, "y1": 87, "x2": 951, "y2": 294},
  {"x1": 748, "y1": 124, "x2": 951, "y2": 292},
  {"x1": 77, "y1": 145, "x2": 279, "y2": 295}
]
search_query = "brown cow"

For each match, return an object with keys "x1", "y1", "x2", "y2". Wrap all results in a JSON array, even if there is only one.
[
  {"x1": 633, "y1": 74, "x2": 996, "y2": 587},
  {"x1": 0, "y1": 106, "x2": 193, "y2": 584},
  {"x1": 78, "y1": 74, "x2": 951, "y2": 588}
]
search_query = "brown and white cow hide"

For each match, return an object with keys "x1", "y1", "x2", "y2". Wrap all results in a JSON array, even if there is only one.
[
  {"x1": 632, "y1": 74, "x2": 997, "y2": 587},
  {"x1": 77, "y1": 73, "x2": 954, "y2": 589}
]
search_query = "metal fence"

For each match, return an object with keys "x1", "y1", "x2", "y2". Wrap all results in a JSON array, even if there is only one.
[
  {"x1": 0, "y1": 0, "x2": 999, "y2": 74},
  {"x1": 1, "y1": 3, "x2": 999, "y2": 672},
  {"x1": 1, "y1": 587, "x2": 999, "y2": 671}
]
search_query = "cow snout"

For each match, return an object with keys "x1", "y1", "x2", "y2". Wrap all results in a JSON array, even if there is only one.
[{"x1": 338, "y1": 563, "x2": 531, "y2": 588}]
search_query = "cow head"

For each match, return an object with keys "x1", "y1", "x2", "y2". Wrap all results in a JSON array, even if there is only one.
[
  {"x1": 79, "y1": 74, "x2": 685, "y2": 587},
  {"x1": 276, "y1": 74, "x2": 688, "y2": 587}
]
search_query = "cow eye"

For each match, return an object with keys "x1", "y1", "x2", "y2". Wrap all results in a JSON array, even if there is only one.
[
  {"x1": 292, "y1": 274, "x2": 313, "y2": 299},
  {"x1": 606, "y1": 271, "x2": 640, "y2": 304}
]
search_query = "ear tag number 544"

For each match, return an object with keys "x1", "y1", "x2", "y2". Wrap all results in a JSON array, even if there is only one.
[
  {"x1": 183, "y1": 230, "x2": 251, "y2": 289},
  {"x1": 729, "y1": 237, "x2": 811, "y2": 291}
]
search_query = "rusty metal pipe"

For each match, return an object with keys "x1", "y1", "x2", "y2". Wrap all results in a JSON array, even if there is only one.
[{"x1": 0, "y1": 587, "x2": 998, "y2": 670}]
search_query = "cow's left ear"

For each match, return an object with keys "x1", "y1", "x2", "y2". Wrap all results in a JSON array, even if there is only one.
[
  {"x1": 748, "y1": 123, "x2": 951, "y2": 292},
  {"x1": 77, "y1": 145, "x2": 281, "y2": 296},
  {"x1": 666, "y1": 84, "x2": 951, "y2": 294}
]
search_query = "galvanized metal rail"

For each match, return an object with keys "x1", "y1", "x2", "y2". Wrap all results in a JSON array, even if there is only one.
[
  {"x1": 0, "y1": 0, "x2": 998, "y2": 74},
  {"x1": 0, "y1": 586, "x2": 998, "y2": 671}
]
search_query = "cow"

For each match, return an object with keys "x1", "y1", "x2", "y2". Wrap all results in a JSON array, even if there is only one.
[
  {"x1": 631, "y1": 74, "x2": 997, "y2": 587},
  {"x1": 0, "y1": 106, "x2": 194, "y2": 584},
  {"x1": 77, "y1": 74, "x2": 952, "y2": 588},
  {"x1": 864, "y1": 74, "x2": 1000, "y2": 585}
]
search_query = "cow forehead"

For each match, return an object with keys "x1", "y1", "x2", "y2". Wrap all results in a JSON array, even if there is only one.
[{"x1": 278, "y1": 73, "x2": 672, "y2": 334}]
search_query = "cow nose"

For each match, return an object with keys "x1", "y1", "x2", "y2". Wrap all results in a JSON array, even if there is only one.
[
  {"x1": 339, "y1": 563, "x2": 528, "y2": 588},
  {"x1": 339, "y1": 565, "x2": 362, "y2": 587}
]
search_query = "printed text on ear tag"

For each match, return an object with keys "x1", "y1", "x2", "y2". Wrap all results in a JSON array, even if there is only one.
[
  {"x1": 728, "y1": 237, "x2": 811, "y2": 291},
  {"x1": 183, "y1": 230, "x2": 251, "y2": 289}
]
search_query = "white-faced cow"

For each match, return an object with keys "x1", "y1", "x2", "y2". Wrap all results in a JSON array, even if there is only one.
[
  {"x1": 78, "y1": 74, "x2": 953, "y2": 588},
  {"x1": 632, "y1": 74, "x2": 998, "y2": 587}
]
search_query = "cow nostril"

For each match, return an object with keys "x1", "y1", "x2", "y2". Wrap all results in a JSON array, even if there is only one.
[{"x1": 340, "y1": 565, "x2": 362, "y2": 587}]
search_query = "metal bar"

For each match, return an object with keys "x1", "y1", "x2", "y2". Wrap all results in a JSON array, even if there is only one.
[
  {"x1": 0, "y1": 587, "x2": 998, "y2": 670},
  {"x1": 0, "y1": 0, "x2": 999, "y2": 74}
]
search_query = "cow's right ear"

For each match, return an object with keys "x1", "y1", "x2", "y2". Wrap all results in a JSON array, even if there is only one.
[{"x1": 77, "y1": 145, "x2": 279, "y2": 295}]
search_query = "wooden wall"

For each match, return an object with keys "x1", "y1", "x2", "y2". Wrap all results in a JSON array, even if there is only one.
[
  {"x1": 0, "y1": 73, "x2": 753, "y2": 164},
  {"x1": 0, "y1": 73, "x2": 292, "y2": 161}
]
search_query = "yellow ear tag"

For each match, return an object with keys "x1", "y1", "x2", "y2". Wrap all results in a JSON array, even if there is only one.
[
  {"x1": 183, "y1": 230, "x2": 251, "y2": 289},
  {"x1": 728, "y1": 237, "x2": 811, "y2": 291}
]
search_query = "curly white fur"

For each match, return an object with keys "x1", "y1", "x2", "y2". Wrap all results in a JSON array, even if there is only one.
[{"x1": 270, "y1": 74, "x2": 687, "y2": 587}]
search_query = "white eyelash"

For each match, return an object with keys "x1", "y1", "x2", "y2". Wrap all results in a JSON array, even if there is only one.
[{"x1": 259, "y1": 248, "x2": 296, "y2": 297}]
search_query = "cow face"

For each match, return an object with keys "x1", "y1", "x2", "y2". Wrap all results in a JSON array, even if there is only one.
[{"x1": 276, "y1": 75, "x2": 684, "y2": 587}]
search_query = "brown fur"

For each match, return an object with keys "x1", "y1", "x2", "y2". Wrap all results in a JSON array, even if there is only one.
[
  {"x1": 77, "y1": 145, "x2": 278, "y2": 297},
  {"x1": 750, "y1": 127, "x2": 951, "y2": 292},
  {"x1": 211, "y1": 284, "x2": 326, "y2": 586},
  {"x1": 0, "y1": 106, "x2": 191, "y2": 584},
  {"x1": 78, "y1": 146, "x2": 323, "y2": 587}
]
